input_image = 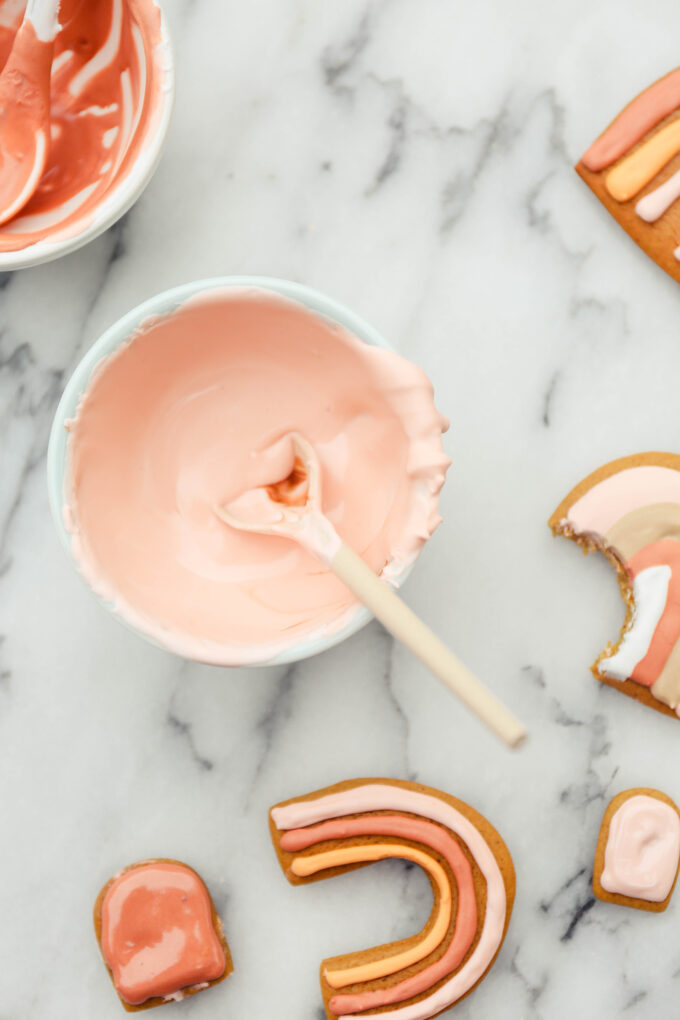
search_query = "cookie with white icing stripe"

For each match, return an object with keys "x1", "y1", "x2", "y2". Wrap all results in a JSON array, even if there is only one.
[
  {"x1": 550, "y1": 452, "x2": 680, "y2": 720},
  {"x1": 269, "y1": 778, "x2": 515, "y2": 1020},
  {"x1": 594, "y1": 788, "x2": 680, "y2": 912},
  {"x1": 576, "y1": 68, "x2": 680, "y2": 285}
]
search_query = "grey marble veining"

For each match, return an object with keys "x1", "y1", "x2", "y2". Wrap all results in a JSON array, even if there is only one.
[{"x1": 3, "y1": 1, "x2": 680, "y2": 1017}]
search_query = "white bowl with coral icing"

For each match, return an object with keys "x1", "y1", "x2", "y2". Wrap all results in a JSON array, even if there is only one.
[
  {"x1": 47, "y1": 277, "x2": 450, "y2": 666},
  {"x1": 0, "y1": 0, "x2": 173, "y2": 270}
]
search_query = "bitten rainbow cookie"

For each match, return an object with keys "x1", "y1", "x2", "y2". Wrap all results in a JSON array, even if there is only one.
[
  {"x1": 93, "y1": 859, "x2": 232, "y2": 1011},
  {"x1": 269, "y1": 778, "x2": 515, "y2": 1020},
  {"x1": 576, "y1": 68, "x2": 680, "y2": 284},
  {"x1": 550, "y1": 453, "x2": 680, "y2": 719},
  {"x1": 594, "y1": 788, "x2": 680, "y2": 912}
]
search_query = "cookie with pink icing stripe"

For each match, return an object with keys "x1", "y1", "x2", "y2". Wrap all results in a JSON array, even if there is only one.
[
  {"x1": 576, "y1": 67, "x2": 680, "y2": 286},
  {"x1": 550, "y1": 452, "x2": 680, "y2": 720},
  {"x1": 269, "y1": 778, "x2": 515, "y2": 1020},
  {"x1": 594, "y1": 788, "x2": 680, "y2": 912},
  {"x1": 93, "y1": 858, "x2": 232, "y2": 1011}
]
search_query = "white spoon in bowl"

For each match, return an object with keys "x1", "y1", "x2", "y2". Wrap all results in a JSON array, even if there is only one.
[
  {"x1": 216, "y1": 433, "x2": 527, "y2": 748},
  {"x1": 0, "y1": 0, "x2": 60, "y2": 225}
]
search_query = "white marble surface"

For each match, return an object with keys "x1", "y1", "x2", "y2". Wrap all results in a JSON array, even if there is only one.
[{"x1": 3, "y1": 1, "x2": 680, "y2": 1017}]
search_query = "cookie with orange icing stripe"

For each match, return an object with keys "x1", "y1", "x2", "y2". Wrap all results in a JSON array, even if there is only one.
[
  {"x1": 576, "y1": 67, "x2": 680, "y2": 285},
  {"x1": 93, "y1": 858, "x2": 233, "y2": 1011},
  {"x1": 550, "y1": 452, "x2": 680, "y2": 719},
  {"x1": 593, "y1": 788, "x2": 680, "y2": 913},
  {"x1": 269, "y1": 778, "x2": 515, "y2": 1020}
]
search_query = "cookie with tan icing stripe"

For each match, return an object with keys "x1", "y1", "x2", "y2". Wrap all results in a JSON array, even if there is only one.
[
  {"x1": 576, "y1": 67, "x2": 680, "y2": 285},
  {"x1": 549, "y1": 452, "x2": 680, "y2": 720},
  {"x1": 269, "y1": 778, "x2": 515, "y2": 1020},
  {"x1": 594, "y1": 788, "x2": 680, "y2": 912}
]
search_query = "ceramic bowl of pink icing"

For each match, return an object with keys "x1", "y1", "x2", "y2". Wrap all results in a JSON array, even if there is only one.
[
  {"x1": 0, "y1": 0, "x2": 173, "y2": 270},
  {"x1": 47, "y1": 277, "x2": 450, "y2": 666}
]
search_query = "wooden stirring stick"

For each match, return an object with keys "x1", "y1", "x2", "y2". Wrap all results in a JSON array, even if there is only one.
[{"x1": 216, "y1": 433, "x2": 527, "y2": 748}]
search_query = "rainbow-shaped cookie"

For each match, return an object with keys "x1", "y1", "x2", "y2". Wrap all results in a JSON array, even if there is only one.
[
  {"x1": 269, "y1": 778, "x2": 515, "y2": 1020},
  {"x1": 550, "y1": 452, "x2": 680, "y2": 719},
  {"x1": 577, "y1": 68, "x2": 680, "y2": 284}
]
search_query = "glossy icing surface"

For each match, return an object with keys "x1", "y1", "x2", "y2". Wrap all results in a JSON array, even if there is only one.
[
  {"x1": 292, "y1": 841, "x2": 452, "y2": 987},
  {"x1": 280, "y1": 813, "x2": 477, "y2": 1015},
  {"x1": 565, "y1": 467, "x2": 680, "y2": 537},
  {"x1": 0, "y1": 19, "x2": 52, "y2": 223},
  {"x1": 272, "y1": 782, "x2": 509, "y2": 1020},
  {"x1": 99, "y1": 862, "x2": 226, "y2": 1005},
  {"x1": 601, "y1": 795, "x2": 680, "y2": 902},
  {"x1": 556, "y1": 458, "x2": 680, "y2": 714},
  {"x1": 64, "y1": 289, "x2": 449, "y2": 662},
  {"x1": 636, "y1": 168, "x2": 680, "y2": 222},
  {"x1": 600, "y1": 565, "x2": 671, "y2": 682},
  {"x1": 579, "y1": 68, "x2": 680, "y2": 266},
  {"x1": 605, "y1": 119, "x2": 680, "y2": 202},
  {"x1": 582, "y1": 69, "x2": 680, "y2": 172}
]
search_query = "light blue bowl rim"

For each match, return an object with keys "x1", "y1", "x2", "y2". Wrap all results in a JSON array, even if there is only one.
[{"x1": 47, "y1": 275, "x2": 417, "y2": 666}]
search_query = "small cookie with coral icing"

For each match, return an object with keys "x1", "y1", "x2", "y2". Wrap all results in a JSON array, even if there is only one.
[
  {"x1": 576, "y1": 67, "x2": 680, "y2": 285},
  {"x1": 93, "y1": 858, "x2": 233, "y2": 1011},
  {"x1": 594, "y1": 788, "x2": 680, "y2": 912},
  {"x1": 550, "y1": 452, "x2": 680, "y2": 720},
  {"x1": 269, "y1": 778, "x2": 515, "y2": 1020}
]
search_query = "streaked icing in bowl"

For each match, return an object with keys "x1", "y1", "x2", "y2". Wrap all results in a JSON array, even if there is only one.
[
  {"x1": 49, "y1": 277, "x2": 450, "y2": 666},
  {"x1": 0, "y1": 0, "x2": 173, "y2": 269}
]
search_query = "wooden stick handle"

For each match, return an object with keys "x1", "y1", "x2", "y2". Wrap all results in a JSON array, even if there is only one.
[{"x1": 331, "y1": 544, "x2": 526, "y2": 748}]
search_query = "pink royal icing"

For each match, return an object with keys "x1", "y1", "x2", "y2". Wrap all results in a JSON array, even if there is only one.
[
  {"x1": 64, "y1": 289, "x2": 449, "y2": 664},
  {"x1": 601, "y1": 795, "x2": 680, "y2": 902},
  {"x1": 272, "y1": 783, "x2": 507, "y2": 1020},
  {"x1": 100, "y1": 862, "x2": 225, "y2": 1005},
  {"x1": 564, "y1": 466, "x2": 680, "y2": 537},
  {"x1": 582, "y1": 69, "x2": 680, "y2": 172},
  {"x1": 636, "y1": 167, "x2": 680, "y2": 222},
  {"x1": 281, "y1": 814, "x2": 478, "y2": 1014}
]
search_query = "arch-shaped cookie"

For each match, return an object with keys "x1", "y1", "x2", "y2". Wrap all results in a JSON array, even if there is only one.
[
  {"x1": 269, "y1": 778, "x2": 515, "y2": 1020},
  {"x1": 550, "y1": 452, "x2": 680, "y2": 719}
]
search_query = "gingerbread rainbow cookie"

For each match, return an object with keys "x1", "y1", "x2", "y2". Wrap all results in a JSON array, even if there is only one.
[
  {"x1": 594, "y1": 788, "x2": 680, "y2": 912},
  {"x1": 93, "y1": 858, "x2": 232, "y2": 1011},
  {"x1": 576, "y1": 68, "x2": 680, "y2": 284},
  {"x1": 269, "y1": 778, "x2": 515, "y2": 1020},
  {"x1": 550, "y1": 453, "x2": 680, "y2": 719}
]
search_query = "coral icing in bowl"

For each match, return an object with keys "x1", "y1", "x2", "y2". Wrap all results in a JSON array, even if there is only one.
[
  {"x1": 0, "y1": 0, "x2": 173, "y2": 270},
  {"x1": 47, "y1": 278, "x2": 450, "y2": 666}
]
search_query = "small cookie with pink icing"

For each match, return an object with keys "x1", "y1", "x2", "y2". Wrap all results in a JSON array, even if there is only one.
[
  {"x1": 269, "y1": 778, "x2": 515, "y2": 1020},
  {"x1": 550, "y1": 452, "x2": 680, "y2": 720},
  {"x1": 576, "y1": 68, "x2": 680, "y2": 285},
  {"x1": 594, "y1": 788, "x2": 680, "y2": 912},
  {"x1": 94, "y1": 858, "x2": 233, "y2": 1011}
]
